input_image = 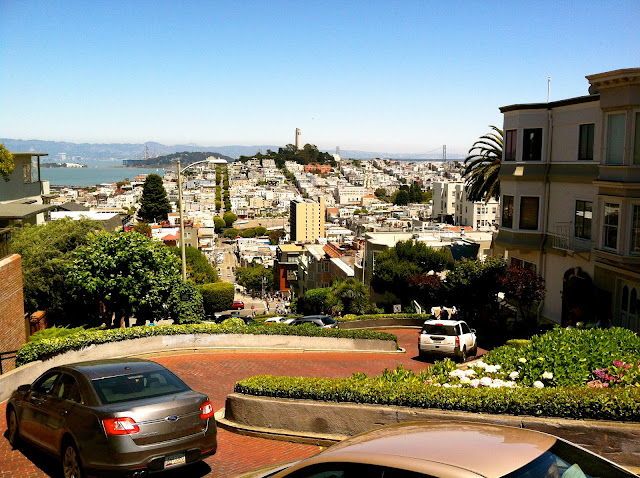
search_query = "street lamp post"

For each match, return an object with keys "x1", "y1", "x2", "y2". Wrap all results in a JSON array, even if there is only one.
[{"x1": 177, "y1": 159, "x2": 187, "y2": 282}]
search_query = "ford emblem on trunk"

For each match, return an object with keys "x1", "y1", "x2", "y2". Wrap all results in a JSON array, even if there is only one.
[{"x1": 165, "y1": 415, "x2": 179, "y2": 422}]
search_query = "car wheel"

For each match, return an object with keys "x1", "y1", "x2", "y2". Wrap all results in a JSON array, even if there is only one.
[
  {"x1": 62, "y1": 441, "x2": 84, "y2": 478},
  {"x1": 459, "y1": 347, "x2": 467, "y2": 363},
  {"x1": 418, "y1": 349, "x2": 428, "y2": 361},
  {"x1": 7, "y1": 408, "x2": 20, "y2": 448}
]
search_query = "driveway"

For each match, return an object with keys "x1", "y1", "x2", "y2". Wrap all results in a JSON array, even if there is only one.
[{"x1": 0, "y1": 328, "x2": 487, "y2": 478}]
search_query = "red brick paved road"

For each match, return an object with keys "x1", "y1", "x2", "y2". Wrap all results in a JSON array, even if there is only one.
[{"x1": 0, "y1": 328, "x2": 486, "y2": 478}]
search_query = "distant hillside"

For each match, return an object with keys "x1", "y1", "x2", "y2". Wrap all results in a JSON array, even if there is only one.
[
  {"x1": 0, "y1": 138, "x2": 461, "y2": 161},
  {"x1": 127, "y1": 151, "x2": 234, "y2": 167}
]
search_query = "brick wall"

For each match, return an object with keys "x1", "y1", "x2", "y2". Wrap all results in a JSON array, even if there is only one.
[{"x1": 0, "y1": 254, "x2": 27, "y2": 372}]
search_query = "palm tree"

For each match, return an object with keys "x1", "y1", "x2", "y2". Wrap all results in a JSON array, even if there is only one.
[{"x1": 462, "y1": 125, "x2": 503, "y2": 202}]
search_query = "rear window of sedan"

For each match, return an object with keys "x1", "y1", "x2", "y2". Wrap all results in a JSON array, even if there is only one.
[
  {"x1": 322, "y1": 317, "x2": 336, "y2": 325},
  {"x1": 422, "y1": 324, "x2": 459, "y2": 336},
  {"x1": 92, "y1": 370, "x2": 191, "y2": 405}
]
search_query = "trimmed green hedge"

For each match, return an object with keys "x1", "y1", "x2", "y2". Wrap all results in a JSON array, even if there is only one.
[
  {"x1": 16, "y1": 323, "x2": 398, "y2": 366},
  {"x1": 339, "y1": 313, "x2": 430, "y2": 323},
  {"x1": 234, "y1": 374, "x2": 640, "y2": 422}
]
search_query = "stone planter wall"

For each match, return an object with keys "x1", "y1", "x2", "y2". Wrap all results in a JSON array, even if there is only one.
[{"x1": 222, "y1": 393, "x2": 640, "y2": 470}]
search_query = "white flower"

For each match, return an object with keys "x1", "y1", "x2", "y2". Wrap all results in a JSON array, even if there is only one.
[
  {"x1": 518, "y1": 358, "x2": 527, "y2": 363},
  {"x1": 504, "y1": 381, "x2": 518, "y2": 388},
  {"x1": 533, "y1": 381, "x2": 545, "y2": 388},
  {"x1": 464, "y1": 369, "x2": 476, "y2": 377},
  {"x1": 489, "y1": 379, "x2": 505, "y2": 388},
  {"x1": 509, "y1": 371, "x2": 519, "y2": 380},
  {"x1": 443, "y1": 383, "x2": 452, "y2": 388},
  {"x1": 475, "y1": 361, "x2": 487, "y2": 369},
  {"x1": 541, "y1": 371, "x2": 553, "y2": 380},
  {"x1": 484, "y1": 365, "x2": 499, "y2": 373},
  {"x1": 449, "y1": 369, "x2": 465, "y2": 378},
  {"x1": 470, "y1": 379, "x2": 480, "y2": 388},
  {"x1": 495, "y1": 364, "x2": 501, "y2": 370},
  {"x1": 480, "y1": 377, "x2": 493, "y2": 387},
  {"x1": 460, "y1": 377, "x2": 471, "y2": 384}
]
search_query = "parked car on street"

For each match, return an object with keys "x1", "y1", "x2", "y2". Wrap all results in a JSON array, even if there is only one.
[
  {"x1": 418, "y1": 319, "x2": 477, "y2": 362},
  {"x1": 6, "y1": 358, "x2": 217, "y2": 478},
  {"x1": 289, "y1": 315, "x2": 338, "y2": 329},
  {"x1": 264, "y1": 316, "x2": 296, "y2": 325},
  {"x1": 240, "y1": 421, "x2": 637, "y2": 478},
  {"x1": 231, "y1": 300, "x2": 245, "y2": 310}
]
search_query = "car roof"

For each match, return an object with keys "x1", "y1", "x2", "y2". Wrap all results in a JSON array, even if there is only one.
[
  {"x1": 59, "y1": 358, "x2": 165, "y2": 380},
  {"x1": 291, "y1": 421, "x2": 555, "y2": 478},
  {"x1": 423, "y1": 319, "x2": 465, "y2": 326}
]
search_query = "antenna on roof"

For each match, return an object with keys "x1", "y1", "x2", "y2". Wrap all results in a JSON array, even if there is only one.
[{"x1": 547, "y1": 76, "x2": 551, "y2": 103}]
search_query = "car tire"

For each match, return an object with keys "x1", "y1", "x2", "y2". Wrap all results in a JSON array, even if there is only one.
[
  {"x1": 61, "y1": 441, "x2": 84, "y2": 478},
  {"x1": 459, "y1": 347, "x2": 467, "y2": 363},
  {"x1": 7, "y1": 407, "x2": 20, "y2": 448},
  {"x1": 418, "y1": 349, "x2": 428, "y2": 361}
]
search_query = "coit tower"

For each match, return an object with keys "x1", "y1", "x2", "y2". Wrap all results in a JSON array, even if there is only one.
[{"x1": 295, "y1": 128, "x2": 301, "y2": 150}]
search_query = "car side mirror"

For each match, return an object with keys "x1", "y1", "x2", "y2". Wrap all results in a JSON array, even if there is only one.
[
  {"x1": 17, "y1": 384, "x2": 31, "y2": 393},
  {"x1": 471, "y1": 329, "x2": 476, "y2": 333}
]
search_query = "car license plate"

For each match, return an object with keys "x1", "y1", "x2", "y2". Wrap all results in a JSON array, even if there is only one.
[{"x1": 164, "y1": 452, "x2": 186, "y2": 468}]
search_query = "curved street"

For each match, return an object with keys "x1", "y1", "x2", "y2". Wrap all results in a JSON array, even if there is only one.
[{"x1": 0, "y1": 329, "x2": 487, "y2": 478}]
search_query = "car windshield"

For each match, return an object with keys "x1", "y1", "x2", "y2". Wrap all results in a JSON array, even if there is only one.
[
  {"x1": 422, "y1": 324, "x2": 458, "y2": 336},
  {"x1": 322, "y1": 317, "x2": 336, "y2": 325},
  {"x1": 502, "y1": 440, "x2": 636, "y2": 478},
  {"x1": 92, "y1": 369, "x2": 191, "y2": 405}
]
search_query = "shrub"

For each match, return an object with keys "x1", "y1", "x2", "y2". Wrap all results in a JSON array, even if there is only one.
[
  {"x1": 484, "y1": 327, "x2": 640, "y2": 386},
  {"x1": 201, "y1": 282, "x2": 234, "y2": 314},
  {"x1": 166, "y1": 281, "x2": 204, "y2": 324},
  {"x1": 235, "y1": 369, "x2": 640, "y2": 422},
  {"x1": 16, "y1": 323, "x2": 397, "y2": 366}
]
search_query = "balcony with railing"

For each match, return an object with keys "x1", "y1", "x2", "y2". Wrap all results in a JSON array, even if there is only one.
[{"x1": 549, "y1": 222, "x2": 592, "y2": 253}]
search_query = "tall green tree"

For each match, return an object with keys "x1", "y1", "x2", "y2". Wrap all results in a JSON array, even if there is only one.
[
  {"x1": 214, "y1": 216, "x2": 226, "y2": 232},
  {"x1": 169, "y1": 246, "x2": 218, "y2": 284},
  {"x1": 463, "y1": 125, "x2": 503, "y2": 202},
  {"x1": 444, "y1": 256, "x2": 507, "y2": 321},
  {"x1": 392, "y1": 189, "x2": 410, "y2": 206},
  {"x1": 137, "y1": 174, "x2": 172, "y2": 223},
  {"x1": 236, "y1": 264, "x2": 273, "y2": 293},
  {"x1": 223, "y1": 212, "x2": 237, "y2": 227},
  {"x1": 9, "y1": 218, "x2": 104, "y2": 324},
  {"x1": 0, "y1": 142, "x2": 15, "y2": 181},
  {"x1": 66, "y1": 231, "x2": 181, "y2": 326},
  {"x1": 330, "y1": 278, "x2": 370, "y2": 315},
  {"x1": 370, "y1": 240, "x2": 451, "y2": 307}
]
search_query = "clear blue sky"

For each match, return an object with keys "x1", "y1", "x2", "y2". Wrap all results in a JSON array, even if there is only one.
[{"x1": 1, "y1": 1, "x2": 639, "y2": 156}]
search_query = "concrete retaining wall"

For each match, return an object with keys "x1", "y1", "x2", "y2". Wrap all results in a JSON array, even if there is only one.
[
  {"x1": 222, "y1": 393, "x2": 640, "y2": 470},
  {"x1": 0, "y1": 334, "x2": 398, "y2": 402}
]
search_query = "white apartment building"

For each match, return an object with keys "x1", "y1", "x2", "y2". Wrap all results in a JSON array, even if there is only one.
[{"x1": 494, "y1": 67, "x2": 640, "y2": 332}]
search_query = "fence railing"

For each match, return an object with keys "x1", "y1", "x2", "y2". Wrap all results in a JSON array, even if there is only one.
[{"x1": 0, "y1": 350, "x2": 18, "y2": 375}]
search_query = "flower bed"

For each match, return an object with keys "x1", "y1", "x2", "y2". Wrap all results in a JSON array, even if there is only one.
[
  {"x1": 15, "y1": 322, "x2": 397, "y2": 366},
  {"x1": 234, "y1": 327, "x2": 640, "y2": 421}
]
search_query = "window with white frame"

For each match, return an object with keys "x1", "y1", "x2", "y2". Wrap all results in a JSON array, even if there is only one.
[
  {"x1": 606, "y1": 113, "x2": 625, "y2": 165},
  {"x1": 602, "y1": 203, "x2": 620, "y2": 249},
  {"x1": 620, "y1": 282, "x2": 640, "y2": 332}
]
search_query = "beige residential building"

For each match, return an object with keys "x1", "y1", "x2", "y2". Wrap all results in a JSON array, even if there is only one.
[
  {"x1": 289, "y1": 197, "x2": 325, "y2": 243},
  {"x1": 494, "y1": 67, "x2": 640, "y2": 332}
]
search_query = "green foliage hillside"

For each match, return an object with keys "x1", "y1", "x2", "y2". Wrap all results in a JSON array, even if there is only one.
[{"x1": 132, "y1": 151, "x2": 233, "y2": 167}]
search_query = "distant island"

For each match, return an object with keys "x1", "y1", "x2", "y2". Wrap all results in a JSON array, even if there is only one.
[
  {"x1": 40, "y1": 162, "x2": 87, "y2": 168},
  {"x1": 122, "y1": 151, "x2": 234, "y2": 168}
]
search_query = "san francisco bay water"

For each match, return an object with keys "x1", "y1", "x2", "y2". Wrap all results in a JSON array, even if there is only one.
[{"x1": 41, "y1": 167, "x2": 167, "y2": 187}]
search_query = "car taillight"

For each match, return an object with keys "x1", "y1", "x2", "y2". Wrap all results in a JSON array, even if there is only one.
[
  {"x1": 103, "y1": 417, "x2": 140, "y2": 435},
  {"x1": 455, "y1": 336, "x2": 460, "y2": 347},
  {"x1": 200, "y1": 400, "x2": 214, "y2": 420}
]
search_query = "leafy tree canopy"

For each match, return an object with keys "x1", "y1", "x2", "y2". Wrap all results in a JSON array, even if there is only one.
[
  {"x1": 200, "y1": 282, "x2": 235, "y2": 315},
  {"x1": 169, "y1": 246, "x2": 218, "y2": 284},
  {"x1": 214, "y1": 216, "x2": 226, "y2": 232},
  {"x1": 9, "y1": 218, "x2": 104, "y2": 324},
  {"x1": 224, "y1": 228, "x2": 240, "y2": 239},
  {"x1": 268, "y1": 229, "x2": 285, "y2": 245},
  {"x1": 129, "y1": 151, "x2": 233, "y2": 168},
  {"x1": 0, "y1": 142, "x2": 15, "y2": 181},
  {"x1": 223, "y1": 212, "x2": 237, "y2": 227},
  {"x1": 66, "y1": 231, "x2": 181, "y2": 325},
  {"x1": 370, "y1": 240, "x2": 452, "y2": 306},
  {"x1": 236, "y1": 264, "x2": 274, "y2": 293},
  {"x1": 463, "y1": 125, "x2": 503, "y2": 202},
  {"x1": 138, "y1": 174, "x2": 172, "y2": 223},
  {"x1": 237, "y1": 143, "x2": 336, "y2": 168}
]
